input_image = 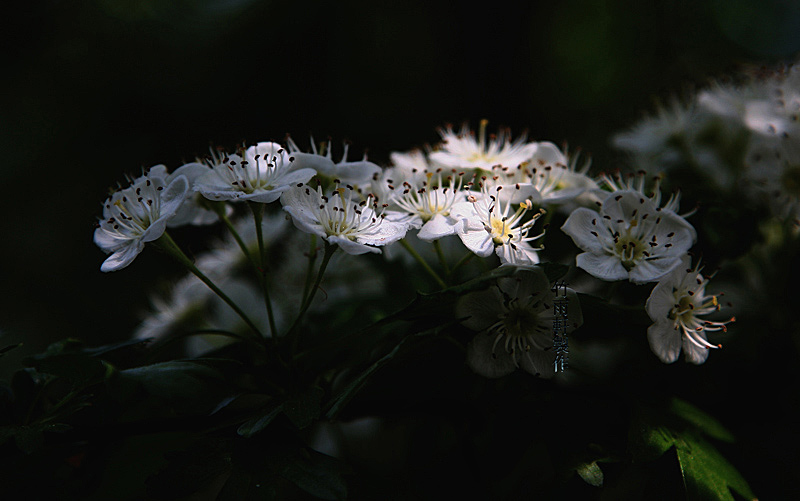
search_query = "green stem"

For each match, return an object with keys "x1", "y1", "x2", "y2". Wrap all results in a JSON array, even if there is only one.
[
  {"x1": 153, "y1": 232, "x2": 264, "y2": 340},
  {"x1": 289, "y1": 242, "x2": 337, "y2": 354},
  {"x1": 399, "y1": 239, "x2": 447, "y2": 288},
  {"x1": 249, "y1": 202, "x2": 278, "y2": 339},
  {"x1": 213, "y1": 204, "x2": 254, "y2": 267},
  {"x1": 450, "y1": 251, "x2": 476, "y2": 276},
  {"x1": 301, "y1": 234, "x2": 319, "y2": 304},
  {"x1": 433, "y1": 239, "x2": 450, "y2": 277}
]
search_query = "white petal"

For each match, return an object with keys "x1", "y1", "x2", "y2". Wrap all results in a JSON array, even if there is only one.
[
  {"x1": 417, "y1": 214, "x2": 458, "y2": 241},
  {"x1": 466, "y1": 333, "x2": 517, "y2": 378},
  {"x1": 682, "y1": 336, "x2": 710, "y2": 365},
  {"x1": 498, "y1": 268, "x2": 549, "y2": 298},
  {"x1": 575, "y1": 253, "x2": 628, "y2": 281},
  {"x1": 273, "y1": 167, "x2": 317, "y2": 188},
  {"x1": 629, "y1": 257, "x2": 682, "y2": 284},
  {"x1": 647, "y1": 320, "x2": 682, "y2": 363},
  {"x1": 561, "y1": 208, "x2": 607, "y2": 253},
  {"x1": 455, "y1": 288, "x2": 504, "y2": 331},
  {"x1": 101, "y1": 240, "x2": 145, "y2": 272},
  {"x1": 458, "y1": 228, "x2": 494, "y2": 257},
  {"x1": 645, "y1": 279, "x2": 677, "y2": 321},
  {"x1": 289, "y1": 152, "x2": 336, "y2": 174},
  {"x1": 519, "y1": 347, "x2": 556, "y2": 378},
  {"x1": 170, "y1": 162, "x2": 210, "y2": 185},
  {"x1": 148, "y1": 164, "x2": 169, "y2": 179},
  {"x1": 495, "y1": 242, "x2": 539, "y2": 266},
  {"x1": 93, "y1": 226, "x2": 125, "y2": 252},
  {"x1": 159, "y1": 175, "x2": 190, "y2": 219},
  {"x1": 330, "y1": 161, "x2": 382, "y2": 184},
  {"x1": 328, "y1": 235, "x2": 381, "y2": 255}
]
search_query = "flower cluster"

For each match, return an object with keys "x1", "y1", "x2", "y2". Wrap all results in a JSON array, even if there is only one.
[
  {"x1": 94, "y1": 120, "x2": 737, "y2": 375},
  {"x1": 614, "y1": 63, "x2": 800, "y2": 228}
]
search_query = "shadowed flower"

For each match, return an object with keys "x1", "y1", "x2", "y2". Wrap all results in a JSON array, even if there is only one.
[{"x1": 456, "y1": 267, "x2": 582, "y2": 378}]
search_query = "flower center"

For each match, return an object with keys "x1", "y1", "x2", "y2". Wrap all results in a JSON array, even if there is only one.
[
  {"x1": 502, "y1": 306, "x2": 540, "y2": 338},
  {"x1": 669, "y1": 294, "x2": 695, "y2": 323}
]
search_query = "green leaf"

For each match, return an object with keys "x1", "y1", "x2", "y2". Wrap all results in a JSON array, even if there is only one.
[
  {"x1": 669, "y1": 397, "x2": 735, "y2": 443},
  {"x1": 576, "y1": 461, "x2": 604, "y2": 487},
  {"x1": 237, "y1": 403, "x2": 284, "y2": 438},
  {"x1": 279, "y1": 448, "x2": 349, "y2": 501},
  {"x1": 116, "y1": 360, "x2": 233, "y2": 420},
  {"x1": 27, "y1": 352, "x2": 111, "y2": 386},
  {"x1": 629, "y1": 402, "x2": 756, "y2": 500},
  {"x1": 628, "y1": 406, "x2": 676, "y2": 462},
  {"x1": 325, "y1": 325, "x2": 447, "y2": 421},
  {"x1": 675, "y1": 434, "x2": 756, "y2": 501},
  {"x1": 0, "y1": 343, "x2": 22, "y2": 357}
]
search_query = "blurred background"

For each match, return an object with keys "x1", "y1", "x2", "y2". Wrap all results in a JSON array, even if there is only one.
[{"x1": 2, "y1": 0, "x2": 799, "y2": 497}]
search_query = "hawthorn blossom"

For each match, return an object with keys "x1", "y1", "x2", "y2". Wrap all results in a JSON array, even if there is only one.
[
  {"x1": 286, "y1": 136, "x2": 381, "y2": 186},
  {"x1": 194, "y1": 142, "x2": 316, "y2": 203},
  {"x1": 281, "y1": 181, "x2": 408, "y2": 254},
  {"x1": 429, "y1": 120, "x2": 537, "y2": 170},
  {"x1": 456, "y1": 267, "x2": 583, "y2": 378},
  {"x1": 561, "y1": 190, "x2": 695, "y2": 283},
  {"x1": 490, "y1": 141, "x2": 598, "y2": 207},
  {"x1": 451, "y1": 183, "x2": 545, "y2": 266},
  {"x1": 94, "y1": 169, "x2": 189, "y2": 272},
  {"x1": 380, "y1": 167, "x2": 469, "y2": 241},
  {"x1": 646, "y1": 256, "x2": 734, "y2": 364}
]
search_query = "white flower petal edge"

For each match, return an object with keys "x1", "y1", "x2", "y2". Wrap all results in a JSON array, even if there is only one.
[
  {"x1": 280, "y1": 182, "x2": 408, "y2": 255},
  {"x1": 94, "y1": 172, "x2": 190, "y2": 272},
  {"x1": 457, "y1": 267, "x2": 583, "y2": 378},
  {"x1": 645, "y1": 256, "x2": 735, "y2": 364}
]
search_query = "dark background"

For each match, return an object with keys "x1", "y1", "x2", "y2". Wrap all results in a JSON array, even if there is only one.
[{"x1": 2, "y1": 0, "x2": 799, "y2": 497}]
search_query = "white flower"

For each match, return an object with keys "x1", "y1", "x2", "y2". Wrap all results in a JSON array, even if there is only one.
[
  {"x1": 428, "y1": 120, "x2": 537, "y2": 170},
  {"x1": 490, "y1": 141, "x2": 598, "y2": 207},
  {"x1": 456, "y1": 267, "x2": 583, "y2": 378},
  {"x1": 380, "y1": 167, "x2": 469, "y2": 241},
  {"x1": 194, "y1": 142, "x2": 316, "y2": 203},
  {"x1": 281, "y1": 182, "x2": 408, "y2": 254},
  {"x1": 389, "y1": 148, "x2": 430, "y2": 176},
  {"x1": 561, "y1": 190, "x2": 695, "y2": 283},
  {"x1": 646, "y1": 256, "x2": 734, "y2": 364},
  {"x1": 614, "y1": 97, "x2": 698, "y2": 159},
  {"x1": 451, "y1": 183, "x2": 546, "y2": 266},
  {"x1": 286, "y1": 136, "x2": 381, "y2": 186},
  {"x1": 94, "y1": 169, "x2": 189, "y2": 272},
  {"x1": 133, "y1": 275, "x2": 212, "y2": 342}
]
